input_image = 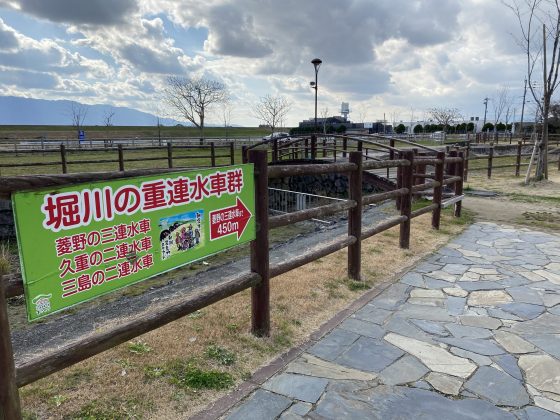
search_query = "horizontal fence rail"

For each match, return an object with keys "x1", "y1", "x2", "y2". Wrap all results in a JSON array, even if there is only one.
[
  {"x1": 0, "y1": 142, "x2": 236, "y2": 176},
  {"x1": 1, "y1": 144, "x2": 468, "y2": 417}
]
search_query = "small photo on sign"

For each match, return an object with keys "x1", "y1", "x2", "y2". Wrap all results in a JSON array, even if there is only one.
[{"x1": 159, "y1": 210, "x2": 204, "y2": 260}]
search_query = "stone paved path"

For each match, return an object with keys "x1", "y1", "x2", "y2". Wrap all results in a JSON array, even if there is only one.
[{"x1": 224, "y1": 223, "x2": 560, "y2": 419}]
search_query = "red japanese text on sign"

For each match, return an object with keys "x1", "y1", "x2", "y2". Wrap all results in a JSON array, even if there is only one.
[{"x1": 42, "y1": 169, "x2": 244, "y2": 232}]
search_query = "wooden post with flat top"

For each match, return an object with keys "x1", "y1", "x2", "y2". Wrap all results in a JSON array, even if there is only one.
[
  {"x1": 60, "y1": 144, "x2": 68, "y2": 174},
  {"x1": 348, "y1": 152, "x2": 362, "y2": 280},
  {"x1": 432, "y1": 151, "x2": 445, "y2": 229},
  {"x1": 167, "y1": 142, "x2": 173, "y2": 168},
  {"x1": 249, "y1": 150, "x2": 270, "y2": 337},
  {"x1": 0, "y1": 276, "x2": 22, "y2": 419},
  {"x1": 399, "y1": 150, "x2": 414, "y2": 249}
]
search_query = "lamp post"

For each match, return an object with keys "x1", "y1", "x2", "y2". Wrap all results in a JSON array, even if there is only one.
[{"x1": 311, "y1": 58, "x2": 322, "y2": 133}]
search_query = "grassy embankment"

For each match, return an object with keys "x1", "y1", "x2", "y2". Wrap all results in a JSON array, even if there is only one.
[{"x1": 0, "y1": 126, "x2": 271, "y2": 141}]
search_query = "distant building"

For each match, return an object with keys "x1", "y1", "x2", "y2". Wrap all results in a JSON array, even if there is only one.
[{"x1": 298, "y1": 117, "x2": 392, "y2": 133}]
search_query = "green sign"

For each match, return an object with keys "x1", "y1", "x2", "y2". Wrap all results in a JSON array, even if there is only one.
[{"x1": 13, "y1": 164, "x2": 255, "y2": 321}]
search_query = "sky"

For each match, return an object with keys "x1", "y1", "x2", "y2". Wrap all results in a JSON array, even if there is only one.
[{"x1": 0, "y1": 0, "x2": 547, "y2": 127}]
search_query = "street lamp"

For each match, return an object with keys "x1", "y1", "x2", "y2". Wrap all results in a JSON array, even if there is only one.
[{"x1": 311, "y1": 58, "x2": 322, "y2": 133}]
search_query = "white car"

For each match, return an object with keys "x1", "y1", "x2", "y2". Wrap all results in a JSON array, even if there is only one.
[
  {"x1": 262, "y1": 132, "x2": 291, "y2": 143},
  {"x1": 430, "y1": 131, "x2": 445, "y2": 141}
]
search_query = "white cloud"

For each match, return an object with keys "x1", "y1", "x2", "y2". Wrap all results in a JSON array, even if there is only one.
[
  {"x1": 0, "y1": 0, "x2": 536, "y2": 125},
  {"x1": 1, "y1": 0, "x2": 138, "y2": 25}
]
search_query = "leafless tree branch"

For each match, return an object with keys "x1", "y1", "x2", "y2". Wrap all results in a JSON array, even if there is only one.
[
  {"x1": 252, "y1": 95, "x2": 292, "y2": 135},
  {"x1": 165, "y1": 76, "x2": 229, "y2": 141}
]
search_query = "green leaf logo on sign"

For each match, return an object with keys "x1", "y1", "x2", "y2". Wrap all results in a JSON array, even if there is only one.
[{"x1": 13, "y1": 164, "x2": 256, "y2": 321}]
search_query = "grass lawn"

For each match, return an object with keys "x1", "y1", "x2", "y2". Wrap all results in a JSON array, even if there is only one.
[
  {"x1": 0, "y1": 147, "x2": 246, "y2": 176},
  {"x1": 464, "y1": 167, "x2": 560, "y2": 231},
  {"x1": 0, "y1": 126, "x2": 272, "y2": 141}
]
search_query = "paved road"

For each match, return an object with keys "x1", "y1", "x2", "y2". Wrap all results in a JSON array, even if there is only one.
[{"x1": 225, "y1": 223, "x2": 560, "y2": 419}]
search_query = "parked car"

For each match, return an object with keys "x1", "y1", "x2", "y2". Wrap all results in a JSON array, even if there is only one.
[
  {"x1": 262, "y1": 132, "x2": 291, "y2": 143},
  {"x1": 430, "y1": 131, "x2": 445, "y2": 141}
]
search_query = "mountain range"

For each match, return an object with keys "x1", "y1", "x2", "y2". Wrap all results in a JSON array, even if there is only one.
[{"x1": 0, "y1": 96, "x2": 184, "y2": 126}]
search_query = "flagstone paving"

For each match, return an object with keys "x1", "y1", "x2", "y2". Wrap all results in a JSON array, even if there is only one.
[{"x1": 225, "y1": 223, "x2": 560, "y2": 419}]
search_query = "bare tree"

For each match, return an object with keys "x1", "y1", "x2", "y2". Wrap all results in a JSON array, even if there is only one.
[
  {"x1": 320, "y1": 107, "x2": 330, "y2": 134},
  {"x1": 253, "y1": 94, "x2": 292, "y2": 136},
  {"x1": 165, "y1": 76, "x2": 229, "y2": 144},
  {"x1": 504, "y1": 0, "x2": 560, "y2": 179},
  {"x1": 492, "y1": 86, "x2": 512, "y2": 139},
  {"x1": 103, "y1": 108, "x2": 115, "y2": 127},
  {"x1": 427, "y1": 107, "x2": 462, "y2": 134},
  {"x1": 221, "y1": 100, "x2": 234, "y2": 140},
  {"x1": 155, "y1": 115, "x2": 163, "y2": 146},
  {"x1": 68, "y1": 102, "x2": 88, "y2": 139},
  {"x1": 356, "y1": 105, "x2": 367, "y2": 124},
  {"x1": 101, "y1": 107, "x2": 116, "y2": 147},
  {"x1": 390, "y1": 110, "x2": 400, "y2": 131}
]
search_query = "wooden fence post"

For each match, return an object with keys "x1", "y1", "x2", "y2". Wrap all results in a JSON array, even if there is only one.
[
  {"x1": 311, "y1": 135, "x2": 317, "y2": 160},
  {"x1": 272, "y1": 139, "x2": 278, "y2": 163},
  {"x1": 249, "y1": 150, "x2": 270, "y2": 337},
  {"x1": 0, "y1": 277, "x2": 22, "y2": 419},
  {"x1": 167, "y1": 142, "x2": 173, "y2": 169},
  {"x1": 388, "y1": 138, "x2": 395, "y2": 178},
  {"x1": 455, "y1": 152, "x2": 465, "y2": 218},
  {"x1": 242, "y1": 146, "x2": 248, "y2": 164},
  {"x1": 342, "y1": 135, "x2": 348, "y2": 158},
  {"x1": 448, "y1": 150, "x2": 457, "y2": 180},
  {"x1": 413, "y1": 149, "x2": 424, "y2": 185},
  {"x1": 230, "y1": 142, "x2": 235, "y2": 165},
  {"x1": 432, "y1": 151, "x2": 445, "y2": 230},
  {"x1": 322, "y1": 137, "x2": 327, "y2": 158},
  {"x1": 396, "y1": 163, "x2": 403, "y2": 211},
  {"x1": 305, "y1": 138, "x2": 309, "y2": 159},
  {"x1": 348, "y1": 152, "x2": 363, "y2": 281},
  {"x1": 516, "y1": 141, "x2": 522, "y2": 177},
  {"x1": 487, "y1": 143, "x2": 494, "y2": 179},
  {"x1": 118, "y1": 144, "x2": 125, "y2": 171},
  {"x1": 357, "y1": 140, "x2": 363, "y2": 153},
  {"x1": 464, "y1": 143, "x2": 470, "y2": 181},
  {"x1": 210, "y1": 142, "x2": 216, "y2": 167},
  {"x1": 333, "y1": 138, "x2": 337, "y2": 162},
  {"x1": 60, "y1": 144, "x2": 68, "y2": 174},
  {"x1": 399, "y1": 150, "x2": 414, "y2": 249}
]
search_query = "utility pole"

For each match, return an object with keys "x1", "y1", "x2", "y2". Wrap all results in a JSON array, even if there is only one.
[
  {"x1": 520, "y1": 78, "x2": 527, "y2": 138},
  {"x1": 483, "y1": 97, "x2": 489, "y2": 128}
]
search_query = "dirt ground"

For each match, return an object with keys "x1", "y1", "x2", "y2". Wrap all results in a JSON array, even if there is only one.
[{"x1": 463, "y1": 171, "x2": 560, "y2": 231}]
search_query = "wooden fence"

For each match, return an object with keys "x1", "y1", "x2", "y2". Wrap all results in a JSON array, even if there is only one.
[
  {"x1": 243, "y1": 134, "x2": 559, "y2": 183},
  {"x1": 0, "y1": 142, "x2": 235, "y2": 175},
  {"x1": 461, "y1": 141, "x2": 560, "y2": 180},
  {"x1": 1, "y1": 136, "x2": 266, "y2": 152},
  {"x1": 472, "y1": 132, "x2": 560, "y2": 146},
  {"x1": 0, "y1": 148, "x2": 464, "y2": 418}
]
